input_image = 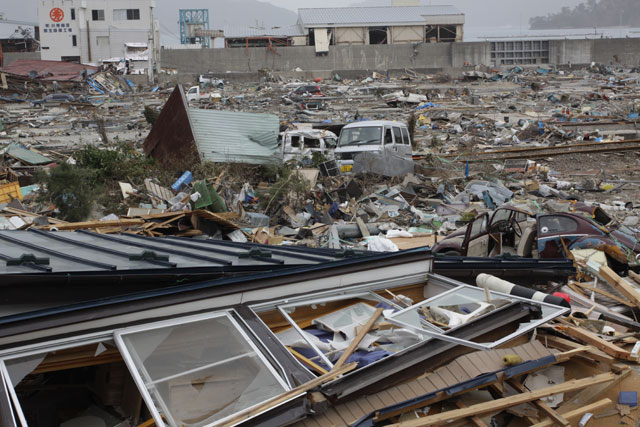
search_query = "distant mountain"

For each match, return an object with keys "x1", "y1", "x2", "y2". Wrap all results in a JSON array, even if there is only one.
[
  {"x1": 348, "y1": 0, "x2": 585, "y2": 28},
  {"x1": 155, "y1": 0, "x2": 298, "y2": 45},
  {"x1": 529, "y1": 0, "x2": 639, "y2": 29}
]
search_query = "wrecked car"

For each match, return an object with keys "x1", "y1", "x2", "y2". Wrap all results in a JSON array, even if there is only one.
[
  {"x1": 280, "y1": 129, "x2": 337, "y2": 162},
  {"x1": 335, "y1": 121, "x2": 413, "y2": 175},
  {"x1": 432, "y1": 205, "x2": 640, "y2": 270}
]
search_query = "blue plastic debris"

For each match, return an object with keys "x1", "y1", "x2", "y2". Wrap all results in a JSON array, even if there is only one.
[
  {"x1": 416, "y1": 102, "x2": 437, "y2": 110},
  {"x1": 171, "y1": 171, "x2": 193, "y2": 191},
  {"x1": 152, "y1": 86, "x2": 160, "y2": 92},
  {"x1": 619, "y1": 391, "x2": 637, "y2": 407}
]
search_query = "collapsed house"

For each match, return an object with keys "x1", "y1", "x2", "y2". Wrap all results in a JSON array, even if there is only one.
[
  {"x1": 143, "y1": 85, "x2": 280, "y2": 167},
  {"x1": 0, "y1": 236, "x2": 570, "y2": 426}
]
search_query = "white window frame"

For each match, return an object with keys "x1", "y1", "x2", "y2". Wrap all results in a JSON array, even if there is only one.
[
  {"x1": 386, "y1": 279, "x2": 569, "y2": 350},
  {"x1": 114, "y1": 309, "x2": 292, "y2": 427}
]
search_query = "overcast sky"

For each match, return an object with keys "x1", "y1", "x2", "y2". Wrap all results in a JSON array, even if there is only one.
[{"x1": 0, "y1": 0, "x2": 590, "y2": 40}]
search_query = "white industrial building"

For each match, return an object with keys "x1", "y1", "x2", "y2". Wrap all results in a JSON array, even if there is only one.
[
  {"x1": 37, "y1": 0, "x2": 159, "y2": 67},
  {"x1": 298, "y1": 5, "x2": 465, "y2": 52}
]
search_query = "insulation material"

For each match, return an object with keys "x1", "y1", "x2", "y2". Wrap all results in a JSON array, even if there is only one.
[{"x1": 314, "y1": 28, "x2": 330, "y2": 53}]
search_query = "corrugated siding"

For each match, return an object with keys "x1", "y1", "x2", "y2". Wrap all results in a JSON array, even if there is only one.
[
  {"x1": 224, "y1": 24, "x2": 305, "y2": 38},
  {"x1": 188, "y1": 109, "x2": 280, "y2": 165},
  {"x1": 299, "y1": 6, "x2": 463, "y2": 27}
]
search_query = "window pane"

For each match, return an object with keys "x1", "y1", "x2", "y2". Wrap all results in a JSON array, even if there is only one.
[
  {"x1": 113, "y1": 9, "x2": 127, "y2": 20},
  {"x1": 392, "y1": 127, "x2": 402, "y2": 144},
  {"x1": 401, "y1": 128, "x2": 410, "y2": 145},
  {"x1": 117, "y1": 313, "x2": 287, "y2": 427},
  {"x1": 539, "y1": 216, "x2": 579, "y2": 235}
]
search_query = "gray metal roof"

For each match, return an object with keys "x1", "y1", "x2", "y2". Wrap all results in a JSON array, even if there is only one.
[
  {"x1": 0, "y1": 230, "x2": 366, "y2": 275},
  {"x1": 298, "y1": 6, "x2": 464, "y2": 27},
  {"x1": 224, "y1": 24, "x2": 305, "y2": 39},
  {"x1": 188, "y1": 108, "x2": 280, "y2": 165}
]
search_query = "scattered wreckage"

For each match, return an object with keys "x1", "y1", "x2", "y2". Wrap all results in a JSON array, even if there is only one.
[
  {"x1": 2, "y1": 58, "x2": 640, "y2": 426},
  {"x1": 433, "y1": 203, "x2": 640, "y2": 271}
]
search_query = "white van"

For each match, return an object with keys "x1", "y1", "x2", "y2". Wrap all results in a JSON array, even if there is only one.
[{"x1": 334, "y1": 121, "x2": 413, "y2": 174}]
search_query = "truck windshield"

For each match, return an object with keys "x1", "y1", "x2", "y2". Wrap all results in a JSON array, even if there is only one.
[{"x1": 338, "y1": 127, "x2": 382, "y2": 147}]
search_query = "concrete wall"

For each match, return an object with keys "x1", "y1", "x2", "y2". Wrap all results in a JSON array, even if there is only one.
[
  {"x1": 2, "y1": 51, "x2": 42, "y2": 66},
  {"x1": 593, "y1": 38, "x2": 640, "y2": 66},
  {"x1": 160, "y1": 42, "x2": 487, "y2": 75},
  {"x1": 159, "y1": 37, "x2": 640, "y2": 76},
  {"x1": 549, "y1": 39, "x2": 594, "y2": 65}
]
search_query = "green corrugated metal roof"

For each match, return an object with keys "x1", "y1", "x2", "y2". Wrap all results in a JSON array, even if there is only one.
[
  {"x1": 2, "y1": 143, "x2": 52, "y2": 165},
  {"x1": 188, "y1": 109, "x2": 280, "y2": 165}
]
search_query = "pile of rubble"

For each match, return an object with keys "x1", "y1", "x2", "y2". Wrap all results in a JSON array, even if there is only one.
[{"x1": 1, "y1": 59, "x2": 640, "y2": 426}]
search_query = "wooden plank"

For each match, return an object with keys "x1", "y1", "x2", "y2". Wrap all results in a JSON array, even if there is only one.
[
  {"x1": 219, "y1": 362, "x2": 357, "y2": 427},
  {"x1": 538, "y1": 333, "x2": 615, "y2": 366},
  {"x1": 599, "y1": 266, "x2": 640, "y2": 309},
  {"x1": 388, "y1": 372, "x2": 616, "y2": 427},
  {"x1": 563, "y1": 325, "x2": 634, "y2": 361},
  {"x1": 629, "y1": 271, "x2": 640, "y2": 286},
  {"x1": 570, "y1": 281, "x2": 634, "y2": 307},
  {"x1": 454, "y1": 400, "x2": 488, "y2": 427},
  {"x1": 557, "y1": 369, "x2": 631, "y2": 414},
  {"x1": 507, "y1": 379, "x2": 570, "y2": 426},
  {"x1": 38, "y1": 218, "x2": 144, "y2": 231},
  {"x1": 356, "y1": 217, "x2": 370, "y2": 237},
  {"x1": 287, "y1": 347, "x2": 328, "y2": 375},
  {"x1": 530, "y1": 399, "x2": 613, "y2": 427},
  {"x1": 331, "y1": 308, "x2": 383, "y2": 371}
]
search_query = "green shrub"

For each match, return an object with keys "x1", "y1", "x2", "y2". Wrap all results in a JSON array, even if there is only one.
[{"x1": 37, "y1": 164, "x2": 99, "y2": 222}]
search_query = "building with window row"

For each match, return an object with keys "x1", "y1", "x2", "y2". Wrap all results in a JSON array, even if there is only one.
[{"x1": 37, "y1": 0, "x2": 158, "y2": 66}]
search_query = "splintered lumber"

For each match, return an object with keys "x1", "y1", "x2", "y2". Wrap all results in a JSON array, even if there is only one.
[
  {"x1": 558, "y1": 368, "x2": 631, "y2": 414},
  {"x1": 332, "y1": 308, "x2": 384, "y2": 371},
  {"x1": 507, "y1": 379, "x2": 569, "y2": 426},
  {"x1": 539, "y1": 333, "x2": 615, "y2": 366},
  {"x1": 563, "y1": 325, "x2": 635, "y2": 361},
  {"x1": 530, "y1": 399, "x2": 613, "y2": 427},
  {"x1": 39, "y1": 218, "x2": 144, "y2": 231},
  {"x1": 388, "y1": 372, "x2": 616, "y2": 427},
  {"x1": 454, "y1": 401, "x2": 488, "y2": 427},
  {"x1": 287, "y1": 347, "x2": 328, "y2": 375},
  {"x1": 569, "y1": 281, "x2": 635, "y2": 307},
  {"x1": 599, "y1": 266, "x2": 640, "y2": 309},
  {"x1": 220, "y1": 362, "x2": 357, "y2": 427},
  {"x1": 356, "y1": 217, "x2": 370, "y2": 237}
]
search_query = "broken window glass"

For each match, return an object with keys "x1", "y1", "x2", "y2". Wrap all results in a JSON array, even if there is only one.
[
  {"x1": 539, "y1": 216, "x2": 579, "y2": 235},
  {"x1": 1, "y1": 340, "x2": 135, "y2": 427},
  {"x1": 387, "y1": 283, "x2": 568, "y2": 350},
  {"x1": 115, "y1": 311, "x2": 288, "y2": 427}
]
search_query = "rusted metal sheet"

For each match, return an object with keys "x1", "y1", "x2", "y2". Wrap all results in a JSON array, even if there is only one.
[
  {"x1": 143, "y1": 84, "x2": 200, "y2": 168},
  {"x1": 0, "y1": 59, "x2": 97, "y2": 82}
]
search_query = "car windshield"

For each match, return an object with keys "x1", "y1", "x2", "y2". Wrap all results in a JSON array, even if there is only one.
[{"x1": 338, "y1": 127, "x2": 382, "y2": 146}]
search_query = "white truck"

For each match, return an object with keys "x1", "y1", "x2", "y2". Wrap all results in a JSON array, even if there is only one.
[
  {"x1": 185, "y1": 86, "x2": 222, "y2": 103},
  {"x1": 280, "y1": 129, "x2": 337, "y2": 162}
]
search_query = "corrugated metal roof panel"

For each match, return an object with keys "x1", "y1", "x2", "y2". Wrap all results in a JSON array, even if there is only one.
[
  {"x1": 188, "y1": 108, "x2": 280, "y2": 165},
  {"x1": 0, "y1": 59, "x2": 98, "y2": 82},
  {"x1": 2, "y1": 143, "x2": 52, "y2": 165},
  {"x1": 299, "y1": 6, "x2": 464, "y2": 27},
  {"x1": 224, "y1": 24, "x2": 305, "y2": 38}
]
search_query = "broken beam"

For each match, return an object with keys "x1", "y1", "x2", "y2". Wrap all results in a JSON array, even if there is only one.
[
  {"x1": 530, "y1": 399, "x2": 613, "y2": 427},
  {"x1": 388, "y1": 372, "x2": 616, "y2": 427},
  {"x1": 507, "y1": 379, "x2": 569, "y2": 426},
  {"x1": 332, "y1": 308, "x2": 383, "y2": 371},
  {"x1": 220, "y1": 362, "x2": 357, "y2": 427}
]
